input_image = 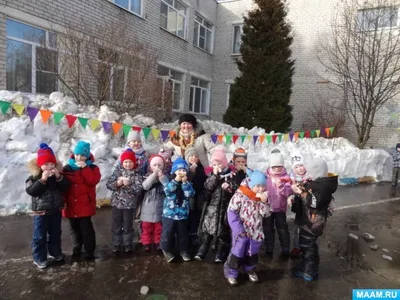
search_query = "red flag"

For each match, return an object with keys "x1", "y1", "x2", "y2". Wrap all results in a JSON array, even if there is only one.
[
  {"x1": 305, "y1": 130, "x2": 310, "y2": 139},
  {"x1": 272, "y1": 134, "x2": 278, "y2": 143},
  {"x1": 233, "y1": 135, "x2": 239, "y2": 144},
  {"x1": 132, "y1": 126, "x2": 141, "y2": 133},
  {"x1": 66, "y1": 114, "x2": 77, "y2": 128}
]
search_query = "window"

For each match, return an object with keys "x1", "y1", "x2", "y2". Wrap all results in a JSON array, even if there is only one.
[
  {"x1": 193, "y1": 15, "x2": 213, "y2": 52},
  {"x1": 232, "y1": 24, "x2": 243, "y2": 54},
  {"x1": 357, "y1": 7, "x2": 398, "y2": 30},
  {"x1": 110, "y1": 0, "x2": 142, "y2": 16},
  {"x1": 160, "y1": 0, "x2": 186, "y2": 38},
  {"x1": 6, "y1": 19, "x2": 58, "y2": 93},
  {"x1": 189, "y1": 77, "x2": 209, "y2": 114},
  {"x1": 157, "y1": 65, "x2": 183, "y2": 111}
]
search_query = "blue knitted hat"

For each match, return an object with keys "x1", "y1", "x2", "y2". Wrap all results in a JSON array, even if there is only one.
[
  {"x1": 171, "y1": 157, "x2": 189, "y2": 174},
  {"x1": 74, "y1": 141, "x2": 91, "y2": 157},
  {"x1": 248, "y1": 171, "x2": 267, "y2": 189}
]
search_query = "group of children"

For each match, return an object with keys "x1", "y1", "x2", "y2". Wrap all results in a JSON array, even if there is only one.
[{"x1": 25, "y1": 131, "x2": 338, "y2": 285}]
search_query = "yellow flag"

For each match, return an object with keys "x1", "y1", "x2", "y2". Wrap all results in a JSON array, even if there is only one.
[
  {"x1": 283, "y1": 133, "x2": 289, "y2": 142},
  {"x1": 90, "y1": 119, "x2": 100, "y2": 131},
  {"x1": 152, "y1": 129, "x2": 161, "y2": 141},
  {"x1": 12, "y1": 104, "x2": 25, "y2": 116},
  {"x1": 316, "y1": 129, "x2": 321, "y2": 137}
]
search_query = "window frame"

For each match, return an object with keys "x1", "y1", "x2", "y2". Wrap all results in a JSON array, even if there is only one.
[
  {"x1": 6, "y1": 18, "x2": 58, "y2": 94},
  {"x1": 160, "y1": 0, "x2": 187, "y2": 39},
  {"x1": 357, "y1": 7, "x2": 399, "y2": 31},
  {"x1": 193, "y1": 14, "x2": 214, "y2": 53},
  {"x1": 226, "y1": 83, "x2": 231, "y2": 108},
  {"x1": 109, "y1": 0, "x2": 143, "y2": 17},
  {"x1": 232, "y1": 24, "x2": 243, "y2": 55},
  {"x1": 157, "y1": 65, "x2": 184, "y2": 112},
  {"x1": 189, "y1": 77, "x2": 210, "y2": 115}
]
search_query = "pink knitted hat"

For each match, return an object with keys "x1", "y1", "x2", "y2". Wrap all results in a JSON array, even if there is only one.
[{"x1": 211, "y1": 146, "x2": 228, "y2": 168}]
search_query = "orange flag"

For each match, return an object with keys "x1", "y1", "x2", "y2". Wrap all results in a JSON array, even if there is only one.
[
  {"x1": 325, "y1": 128, "x2": 330, "y2": 137},
  {"x1": 259, "y1": 135, "x2": 265, "y2": 144},
  {"x1": 169, "y1": 130, "x2": 176, "y2": 138},
  {"x1": 294, "y1": 132, "x2": 299, "y2": 141},
  {"x1": 217, "y1": 135, "x2": 224, "y2": 143},
  {"x1": 112, "y1": 122, "x2": 122, "y2": 134},
  {"x1": 40, "y1": 110, "x2": 52, "y2": 124}
]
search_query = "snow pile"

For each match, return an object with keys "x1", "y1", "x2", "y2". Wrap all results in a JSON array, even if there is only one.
[{"x1": 0, "y1": 91, "x2": 392, "y2": 216}]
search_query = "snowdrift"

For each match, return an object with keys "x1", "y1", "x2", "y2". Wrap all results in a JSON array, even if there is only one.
[{"x1": 0, "y1": 91, "x2": 392, "y2": 216}]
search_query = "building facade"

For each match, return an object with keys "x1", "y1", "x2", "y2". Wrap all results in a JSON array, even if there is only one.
[{"x1": 0, "y1": 0, "x2": 398, "y2": 147}]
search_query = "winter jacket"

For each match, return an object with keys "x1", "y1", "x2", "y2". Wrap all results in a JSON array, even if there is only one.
[
  {"x1": 291, "y1": 175, "x2": 338, "y2": 236},
  {"x1": 140, "y1": 172, "x2": 166, "y2": 223},
  {"x1": 392, "y1": 148, "x2": 400, "y2": 168},
  {"x1": 164, "y1": 123, "x2": 215, "y2": 167},
  {"x1": 227, "y1": 179, "x2": 270, "y2": 242},
  {"x1": 231, "y1": 168, "x2": 248, "y2": 193},
  {"x1": 265, "y1": 168, "x2": 293, "y2": 213},
  {"x1": 187, "y1": 161, "x2": 207, "y2": 211},
  {"x1": 162, "y1": 179, "x2": 195, "y2": 220},
  {"x1": 200, "y1": 167, "x2": 235, "y2": 237},
  {"x1": 106, "y1": 168, "x2": 143, "y2": 210},
  {"x1": 25, "y1": 159, "x2": 70, "y2": 214},
  {"x1": 62, "y1": 154, "x2": 102, "y2": 218}
]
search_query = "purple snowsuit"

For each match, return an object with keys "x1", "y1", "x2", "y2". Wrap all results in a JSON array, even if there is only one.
[{"x1": 224, "y1": 181, "x2": 270, "y2": 279}]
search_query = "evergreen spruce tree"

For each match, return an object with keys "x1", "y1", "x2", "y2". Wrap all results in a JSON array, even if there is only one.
[{"x1": 223, "y1": 0, "x2": 294, "y2": 132}]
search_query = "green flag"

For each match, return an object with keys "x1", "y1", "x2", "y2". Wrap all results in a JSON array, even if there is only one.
[
  {"x1": 78, "y1": 117, "x2": 88, "y2": 129},
  {"x1": 310, "y1": 130, "x2": 316, "y2": 138},
  {"x1": 330, "y1": 127, "x2": 335, "y2": 136},
  {"x1": 225, "y1": 134, "x2": 232, "y2": 144},
  {"x1": 123, "y1": 124, "x2": 132, "y2": 137},
  {"x1": 0, "y1": 101, "x2": 11, "y2": 115},
  {"x1": 266, "y1": 135, "x2": 272, "y2": 144},
  {"x1": 142, "y1": 127, "x2": 152, "y2": 140},
  {"x1": 299, "y1": 132, "x2": 305, "y2": 139},
  {"x1": 240, "y1": 135, "x2": 246, "y2": 144},
  {"x1": 53, "y1": 112, "x2": 65, "y2": 125}
]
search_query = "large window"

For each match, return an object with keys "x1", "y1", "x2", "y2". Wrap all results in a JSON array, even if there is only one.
[
  {"x1": 157, "y1": 65, "x2": 183, "y2": 111},
  {"x1": 160, "y1": 0, "x2": 186, "y2": 38},
  {"x1": 357, "y1": 7, "x2": 398, "y2": 30},
  {"x1": 189, "y1": 77, "x2": 209, "y2": 114},
  {"x1": 6, "y1": 19, "x2": 58, "y2": 93},
  {"x1": 193, "y1": 15, "x2": 213, "y2": 53},
  {"x1": 232, "y1": 24, "x2": 243, "y2": 54},
  {"x1": 110, "y1": 0, "x2": 142, "y2": 16}
]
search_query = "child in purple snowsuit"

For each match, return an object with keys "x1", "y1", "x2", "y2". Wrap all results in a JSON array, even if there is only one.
[
  {"x1": 224, "y1": 171, "x2": 270, "y2": 286},
  {"x1": 264, "y1": 149, "x2": 293, "y2": 256}
]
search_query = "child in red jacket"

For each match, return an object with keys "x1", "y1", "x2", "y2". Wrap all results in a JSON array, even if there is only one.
[{"x1": 63, "y1": 141, "x2": 101, "y2": 260}]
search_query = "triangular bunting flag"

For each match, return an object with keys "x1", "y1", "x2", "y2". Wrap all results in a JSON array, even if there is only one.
[
  {"x1": 253, "y1": 135, "x2": 258, "y2": 145},
  {"x1": 272, "y1": 134, "x2": 278, "y2": 144},
  {"x1": 217, "y1": 135, "x2": 224, "y2": 143},
  {"x1": 278, "y1": 134, "x2": 283, "y2": 142},
  {"x1": 315, "y1": 129, "x2": 321, "y2": 137},
  {"x1": 12, "y1": 104, "x2": 25, "y2": 116},
  {"x1": 133, "y1": 126, "x2": 141, "y2": 133},
  {"x1": 305, "y1": 131, "x2": 310, "y2": 139},
  {"x1": 40, "y1": 110, "x2": 52, "y2": 124},
  {"x1": 240, "y1": 135, "x2": 246, "y2": 144},
  {"x1": 325, "y1": 128, "x2": 330, "y2": 137},
  {"x1": 53, "y1": 112, "x2": 65, "y2": 125},
  {"x1": 152, "y1": 129, "x2": 161, "y2": 141},
  {"x1": 123, "y1": 124, "x2": 132, "y2": 137},
  {"x1": 211, "y1": 134, "x2": 218, "y2": 144},
  {"x1": 299, "y1": 132, "x2": 305, "y2": 139},
  {"x1": 266, "y1": 135, "x2": 272, "y2": 144},
  {"x1": 330, "y1": 127, "x2": 335, "y2": 136},
  {"x1": 289, "y1": 132, "x2": 294, "y2": 141},
  {"x1": 283, "y1": 134, "x2": 289, "y2": 142},
  {"x1": 259, "y1": 135, "x2": 265, "y2": 144},
  {"x1": 142, "y1": 127, "x2": 152, "y2": 140},
  {"x1": 78, "y1": 117, "x2": 88, "y2": 129},
  {"x1": 233, "y1": 135, "x2": 239, "y2": 144},
  {"x1": 225, "y1": 134, "x2": 232, "y2": 144},
  {"x1": 247, "y1": 135, "x2": 252, "y2": 141},
  {"x1": 66, "y1": 114, "x2": 77, "y2": 128},
  {"x1": 320, "y1": 127, "x2": 326, "y2": 138},
  {"x1": 112, "y1": 122, "x2": 122, "y2": 135},
  {"x1": 294, "y1": 132, "x2": 299, "y2": 141},
  {"x1": 310, "y1": 130, "x2": 316, "y2": 138},
  {"x1": 161, "y1": 130, "x2": 169, "y2": 142},
  {"x1": 102, "y1": 121, "x2": 112, "y2": 134},
  {"x1": 0, "y1": 101, "x2": 11, "y2": 115},
  {"x1": 27, "y1": 107, "x2": 39, "y2": 121},
  {"x1": 169, "y1": 131, "x2": 176, "y2": 138},
  {"x1": 90, "y1": 119, "x2": 100, "y2": 131}
]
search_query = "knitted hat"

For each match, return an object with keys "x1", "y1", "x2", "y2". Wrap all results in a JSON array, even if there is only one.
[
  {"x1": 306, "y1": 157, "x2": 328, "y2": 180},
  {"x1": 158, "y1": 147, "x2": 173, "y2": 160},
  {"x1": 179, "y1": 113, "x2": 197, "y2": 128},
  {"x1": 291, "y1": 152, "x2": 304, "y2": 168},
  {"x1": 211, "y1": 146, "x2": 229, "y2": 168},
  {"x1": 149, "y1": 155, "x2": 165, "y2": 169},
  {"x1": 74, "y1": 141, "x2": 91, "y2": 157},
  {"x1": 248, "y1": 171, "x2": 267, "y2": 189},
  {"x1": 37, "y1": 143, "x2": 56, "y2": 167},
  {"x1": 184, "y1": 147, "x2": 198, "y2": 162},
  {"x1": 396, "y1": 143, "x2": 400, "y2": 149},
  {"x1": 120, "y1": 149, "x2": 136, "y2": 166},
  {"x1": 269, "y1": 149, "x2": 284, "y2": 167},
  {"x1": 233, "y1": 147, "x2": 247, "y2": 160},
  {"x1": 127, "y1": 131, "x2": 141, "y2": 143},
  {"x1": 171, "y1": 157, "x2": 189, "y2": 174}
]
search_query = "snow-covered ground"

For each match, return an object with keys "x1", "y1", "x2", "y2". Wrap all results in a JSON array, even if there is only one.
[{"x1": 0, "y1": 91, "x2": 392, "y2": 216}]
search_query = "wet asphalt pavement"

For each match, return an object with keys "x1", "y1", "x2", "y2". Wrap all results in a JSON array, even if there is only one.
[{"x1": 0, "y1": 182, "x2": 400, "y2": 300}]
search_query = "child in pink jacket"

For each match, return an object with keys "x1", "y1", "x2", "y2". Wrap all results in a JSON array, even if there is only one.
[{"x1": 264, "y1": 149, "x2": 293, "y2": 256}]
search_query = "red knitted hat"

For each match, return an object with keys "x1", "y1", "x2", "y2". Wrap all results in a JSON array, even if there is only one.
[
  {"x1": 120, "y1": 149, "x2": 137, "y2": 166},
  {"x1": 37, "y1": 143, "x2": 57, "y2": 167}
]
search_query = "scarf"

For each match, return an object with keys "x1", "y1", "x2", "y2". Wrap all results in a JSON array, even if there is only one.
[
  {"x1": 238, "y1": 185, "x2": 262, "y2": 202},
  {"x1": 130, "y1": 146, "x2": 145, "y2": 157},
  {"x1": 68, "y1": 157, "x2": 94, "y2": 170}
]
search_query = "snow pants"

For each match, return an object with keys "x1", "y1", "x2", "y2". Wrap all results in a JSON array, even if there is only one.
[
  {"x1": 160, "y1": 217, "x2": 189, "y2": 253},
  {"x1": 141, "y1": 221, "x2": 162, "y2": 246},
  {"x1": 69, "y1": 216, "x2": 96, "y2": 255},
  {"x1": 263, "y1": 211, "x2": 290, "y2": 252},
  {"x1": 111, "y1": 207, "x2": 134, "y2": 247},
  {"x1": 295, "y1": 229, "x2": 320, "y2": 276}
]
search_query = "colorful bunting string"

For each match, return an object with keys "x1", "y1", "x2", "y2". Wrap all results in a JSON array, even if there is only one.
[{"x1": 12, "y1": 104, "x2": 25, "y2": 116}]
